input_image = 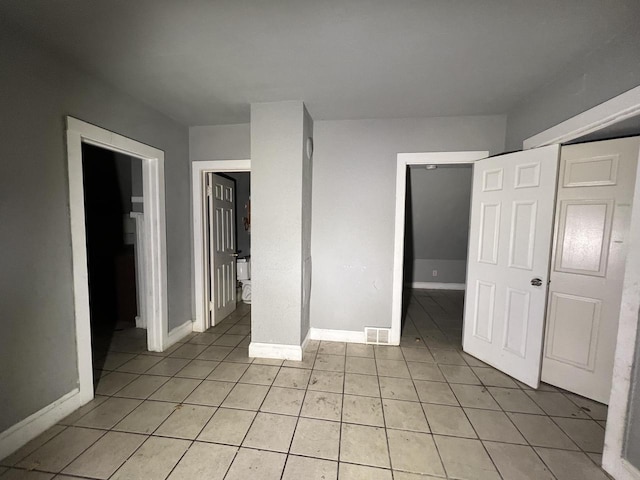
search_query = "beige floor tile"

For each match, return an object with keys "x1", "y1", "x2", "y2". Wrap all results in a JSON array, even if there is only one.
[
  {"x1": 155, "y1": 404, "x2": 216, "y2": 439},
  {"x1": 198, "y1": 408, "x2": 256, "y2": 445},
  {"x1": 145, "y1": 357, "x2": 191, "y2": 376},
  {"x1": 525, "y1": 390, "x2": 589, "y2": 418},
  {"x1": 301, "y1": 390, "x2": 343, "y2": 421},
  {"x1": 1, "y1": 425, "x2": 66, "y2": 466},
  {"x1": 242, "y1": 413, "x2": 297, "y2": 452},
  {"x1": 488, "y1": 387, "x2": 545, "y2": 414},
  {"x1": 174, "y1": 359, "x2": 219, "y2": 379},
  {"x1": 345, "y1": 356, "x2": 377, "y2": 375},
  {"x1": 393, "y1": 472, "x2": 445, "y2": 480},
  {"x1": 116, "y1": 355, "x2": 163, "y2": 374},
  {"x1": 319, "y1": 341, "x2": 347, "y2": 356},
  {"x1": 387, "y1": 430, "x2": 444, "y2": 476},
  {"x1": 339, "y1": 424, "x2": 390, "y2": 468},
  {"x1": 184, "y1": 379, "x2": 234, "y2": 406},
  {"x1": 414, "y1": 380, "x2": 458, "y2": 405},
  {"x1": 221, "y1": 383, "x2": 269, "y2": 410},
  {"x1": 224, "y1": 448, "x2": 286, "y2": 480},
  {"x1": 227, "y1": 324, "x2": 251, "y2": 335},
  {"x1": 283, "y1": 351, "x2": 316, "y2": 369},
  {"x1": 16, "y1": 427, "x2": 104, "y2": 473},
  {"x1": 196, "y1": 345, "x2": 234, "y2": 361},
  {"x1": 435, "y1": 435, "x2": 500, "y2": 480},
  {"x1": 461, "y1": 352, "x2": 488, "y2": 367},
  {"x1": 58, "y1": 396, "x2": 109, "y2": 426},
  {"x1": 62, "y1": 431, "x2": 145, "y2": 479},
  {"x1": 564, "y1": 393, "x2": 608, "y2": 421},
  {"x1": 186, "y1": 332, "x2": 220, "y2": 345},
  {"x1": 382, "y1": 399, "x2": 430, "y2": 432},
  {"x1": 535, "y1": 447, "x2": 610, "y2": 480},
  {"x1": 378, "y1": 377, "x2": 418, "y2": 401},
  {"x1": 239, "y1": 364, "x2": 280, "y2": 385},
  {"x1": 464, "y1": 408, "x2": 526, "y2": 444},
  {"x1": 588, "y1": 452, "x2": 603, "y2": 465},
  {"x1": 344, "y1": 373, "x2": 380, "y2": 397},
  {"x1": 315, "y1": 354, "x2": 346, "y2": 372},
  {"x1": 484, "y1": 441, "x2": 554, "y2": 480},
  {"x1": 283, "y1": 456, "x2": 338, "y2": 480},
  {"x1": 113, "y1": 400, "x2": 177, "y2": 434},
  {"x1": 169, "y1": 343, "x2": 209, "y2": 359},
  {"x1": 111, "y1": 436, "x2": 190, "y2": 480},
  {"x1": 94, "y1": 372, "x2": 138, "y2": 396},
  {"x1": 374, "y1": 346, "x2": 405, "y2": 360},
  {"x1": 406, "y1": 362, "x2": 445, "y2": 382},
  {"x1": 342, "y1": 394, "x2": 384, "y2": 426},
  {"x1": 290, "y1": 417, "x2": 341, "y2": 460},
  {"x1": 149, "y1": 377, "x2": 202, "y2": 402},
  {"x1": 472, "y1": 366, "x2": 518, "y2": 387},
  {"x1": 273, "y1": 367, "x2": 311, "y2": 389},
  {"x1": 507, "y1": 412, "x2": 579, "y2": 449},
  {"x1": 376, "y1": 359, "x2": 411, "y2": 378},
  {"x1": 401, "y1": 347, "x2": 435, "y2": 363},
  {"x1": 450, "y1": 384, "x2": 500, "y2": 410},
  {"x1": 99, "y1": 352, "x2": 137, "y2": 370},
  {"x1": 260, "y1": 386, "x2": 305, "y2": 415},
  {"x1": 225, "y1": 347, "x2": 253, "y2": 363},
  {"x1": 422, "y1": 404, "x2": 476, "y2": 438},
  {"x1": 0, "y1": 470, "x2": 54, "y2": 479},
  {"x1": 308, "y1": 370, "x2": 345, "y2": 393},
  {"x1": 553, "y1": 417, "x2": 606, "y2": 453},
  {"x1": 75, "y1": 397, "x2": 142, "y2": 429},
  {"x1": 206, "y1": 361, "x2": 249, "y2": 382},
  {"x1": 338, "y1": 463, "x2": 392, "y2": 480},
  {"x1": 113, "y1": 375, "x2": 170, "y2": 399},
  {"x1": 346, "y1": 343, "x2": 374, "y2": 358},
  {"x1": 167, "y1": 441, "x2": 236, "y2": 480},
  {"x1": 438, "y1": 364, "x2": 481, "y2": 385},
  {"x1": 213, "y1": 334, "x2": 245, "y2": 347},
  {"x1": 430, "y1": 349, "x2": 466, "y2": 365}
]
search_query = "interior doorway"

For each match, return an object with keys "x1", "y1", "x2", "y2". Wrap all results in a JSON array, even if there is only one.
[{"x1": 82, "y1": 144, "x2": 143, "y2": 384}]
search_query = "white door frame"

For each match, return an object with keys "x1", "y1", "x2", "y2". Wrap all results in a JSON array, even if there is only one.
[
  {"x1": 66, "y1": 116, "x2": 169, "y2": 404},
  {"x1": 523, "y1": 85, "x2": 640, "y2": 480},
  {"x1": 192, "y1": 159, "x2": 251, "y2": 333},
  {"x1": 391, "y1": 151, "x2": 489, "y2": 345}
]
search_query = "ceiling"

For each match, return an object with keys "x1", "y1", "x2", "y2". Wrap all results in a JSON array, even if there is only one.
[{"x1": 2, "y1": 0, "x2": 638, "y2": 126}]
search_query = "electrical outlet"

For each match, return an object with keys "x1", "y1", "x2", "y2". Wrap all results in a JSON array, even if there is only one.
[{"x1": 432, "y1": 269, "x2": 438, "y2": 277}]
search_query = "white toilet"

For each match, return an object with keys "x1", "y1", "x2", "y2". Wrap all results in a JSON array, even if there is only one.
[{"x1": 236, "y1": 257, "x2": 251, "y2": 304}]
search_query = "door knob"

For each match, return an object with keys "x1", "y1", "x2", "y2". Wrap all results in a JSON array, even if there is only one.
[
  {"x1": 531, "y1": 278, "x2": 542, "y2": 287},
  {"x1": 230, "y1": 253, "x2": 239, "y2": 257}
]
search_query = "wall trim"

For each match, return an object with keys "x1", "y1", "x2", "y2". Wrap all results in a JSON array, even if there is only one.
[
  {"x1": 192, "y1": 160, "x2": 251, "y2": 333},
  {"x1": 309, "y1": 328, "x2": 366, "y2": 344},
  {"x1": 523, "y1": 85, "x2": 640, "y2": 149},
  {"x1": 409, "y1": 282, "x2": 466, "y2": 291},
  {"x1": 301, "y1": 328, "x2": 311, "y2": 351},
  {"x1": 0, "y1": 389, "x2": 82, "y2": 460},
  {"x1": 165, "y1": 320, "x2": 194, "y2": 350},
  {"x1": 249, "y1": 342, "x2": 302, "y2": 361},
  {"x1": 391, "y1": 151, "x2": 489, "y2": 345}
]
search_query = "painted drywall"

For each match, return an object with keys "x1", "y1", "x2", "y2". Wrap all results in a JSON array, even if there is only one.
[
  {"x1": 624, "y1": 319, "x2": 640, "y2": 469},
  {"x1": 406, "y1": 166, "x2": 472, "y2": 284},
  {"x1": 301, "y1": 107, "x2": 314, "y2": 345},
  {"x1": 251, "y1": 102, "x2": 310, "y2": 346},
  {"x1": 0, "y1": 21, "x2": 190, "y2": 432},
  {"x1": 190, "y1": 124, "x2": 251, "y2": 160},
  {"x1": 310, "y1": 116, "x2": 506, "y2": 332},
  {"x1": 506, "y1": 25, "x2": 640, "y2": 150},
  {"x1": 226, "y1": 172, "x2": 251, "y2": 257}
]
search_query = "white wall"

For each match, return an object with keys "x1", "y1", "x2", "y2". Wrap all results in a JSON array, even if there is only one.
[
  {"x1": 0, "y1": 21, "x2": 190, "y2": 433},
  {"x1": 310, "y1": 116, "x2": 506, "y2": 332}
]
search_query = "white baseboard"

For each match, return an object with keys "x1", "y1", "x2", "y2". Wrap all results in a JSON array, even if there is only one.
[
  {"x1": 409, "y1": 282, "x2": 466, "y2": 291},
  {"x1": 164, "y1": 320, "x2": 194, "y2": 350},
  {"x1": 135, "y1": 315, "x2": 146, "y2": 329},
  {"x1": 249, "y1": 342, "x2": 303, "y2": 361},
  {"x1": 301, "y1": 328, "x2": 310, "y2": 351},
  {"x1": 309, "y1": 328, "x2": 365, "y2": 344},
  {"x1": 0, "y1": 388, "x2": 84, "y2": 460}
]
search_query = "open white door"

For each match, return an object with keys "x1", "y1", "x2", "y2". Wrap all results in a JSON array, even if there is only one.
[
  {"x1": 205, "y1": 173, "x2": 237, "y2": 326},
  {"x1": 463, "y1": 145, "x2": 560, "y2": 387}
]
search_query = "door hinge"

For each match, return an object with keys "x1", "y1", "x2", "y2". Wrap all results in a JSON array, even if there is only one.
[
  {"x1": 209, "y1": 301, "x2": 215, "y2": 311},
  {"x1": 206, "y1": 185, "x2": 213, "y2": 197}
]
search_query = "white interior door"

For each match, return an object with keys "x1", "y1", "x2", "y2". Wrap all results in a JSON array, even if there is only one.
[
  {"x1": 205, "y1": 173, "x2": 237, "y2": 326},
  {"x1": 463, "y1": 145, "x2": 560, "y2": 387},
  {"x1": 542, "y1": 137, "x2": 640, "y2": 403}
]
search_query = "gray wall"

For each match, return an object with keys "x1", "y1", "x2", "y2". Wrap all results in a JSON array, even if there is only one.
[
  {"x1": 190, "y1": 124, "x2": 251, "y2": 160},
  {"x1": 407, "y1": 166, "x2": 472, "y2": 284},
  {"x1": 505, "y1": 25, "x2": 640, "y2": 150},
  {"x1": 226, "y1": 172, "x2": 251, "y2": 257},
  {"x1": 311, "y1": 116, "x2": 506, "y2": 331},
  {"x1": 0, "y1": 21, "x2": 190, "y2": 432},
  {"x1": 301, "y1": 107, "x2": 314, "y2": 344},
  {"x1": 251, "y1": 102, "x2": 310, "y2": 346},
  {"x1": 625, "y1": 311, "x2": 640, "y2": 469}
]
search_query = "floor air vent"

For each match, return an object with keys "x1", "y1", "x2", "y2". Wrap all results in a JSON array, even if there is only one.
[{"x1": 365, "y1": 327, "x2": 391, "y2": 345}]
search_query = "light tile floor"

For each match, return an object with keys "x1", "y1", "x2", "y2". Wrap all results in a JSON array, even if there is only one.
[{"x1": 2, "y1": 290, "x2": 612, "y2": 479}]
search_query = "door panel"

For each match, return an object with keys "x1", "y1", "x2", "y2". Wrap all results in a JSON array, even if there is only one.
[
  {"x1": 542, "y1": 137, "x2": 640, "y2": 403},
  {"x1": 463, "y1": 145, "x2": 560, "y2": 388}
]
